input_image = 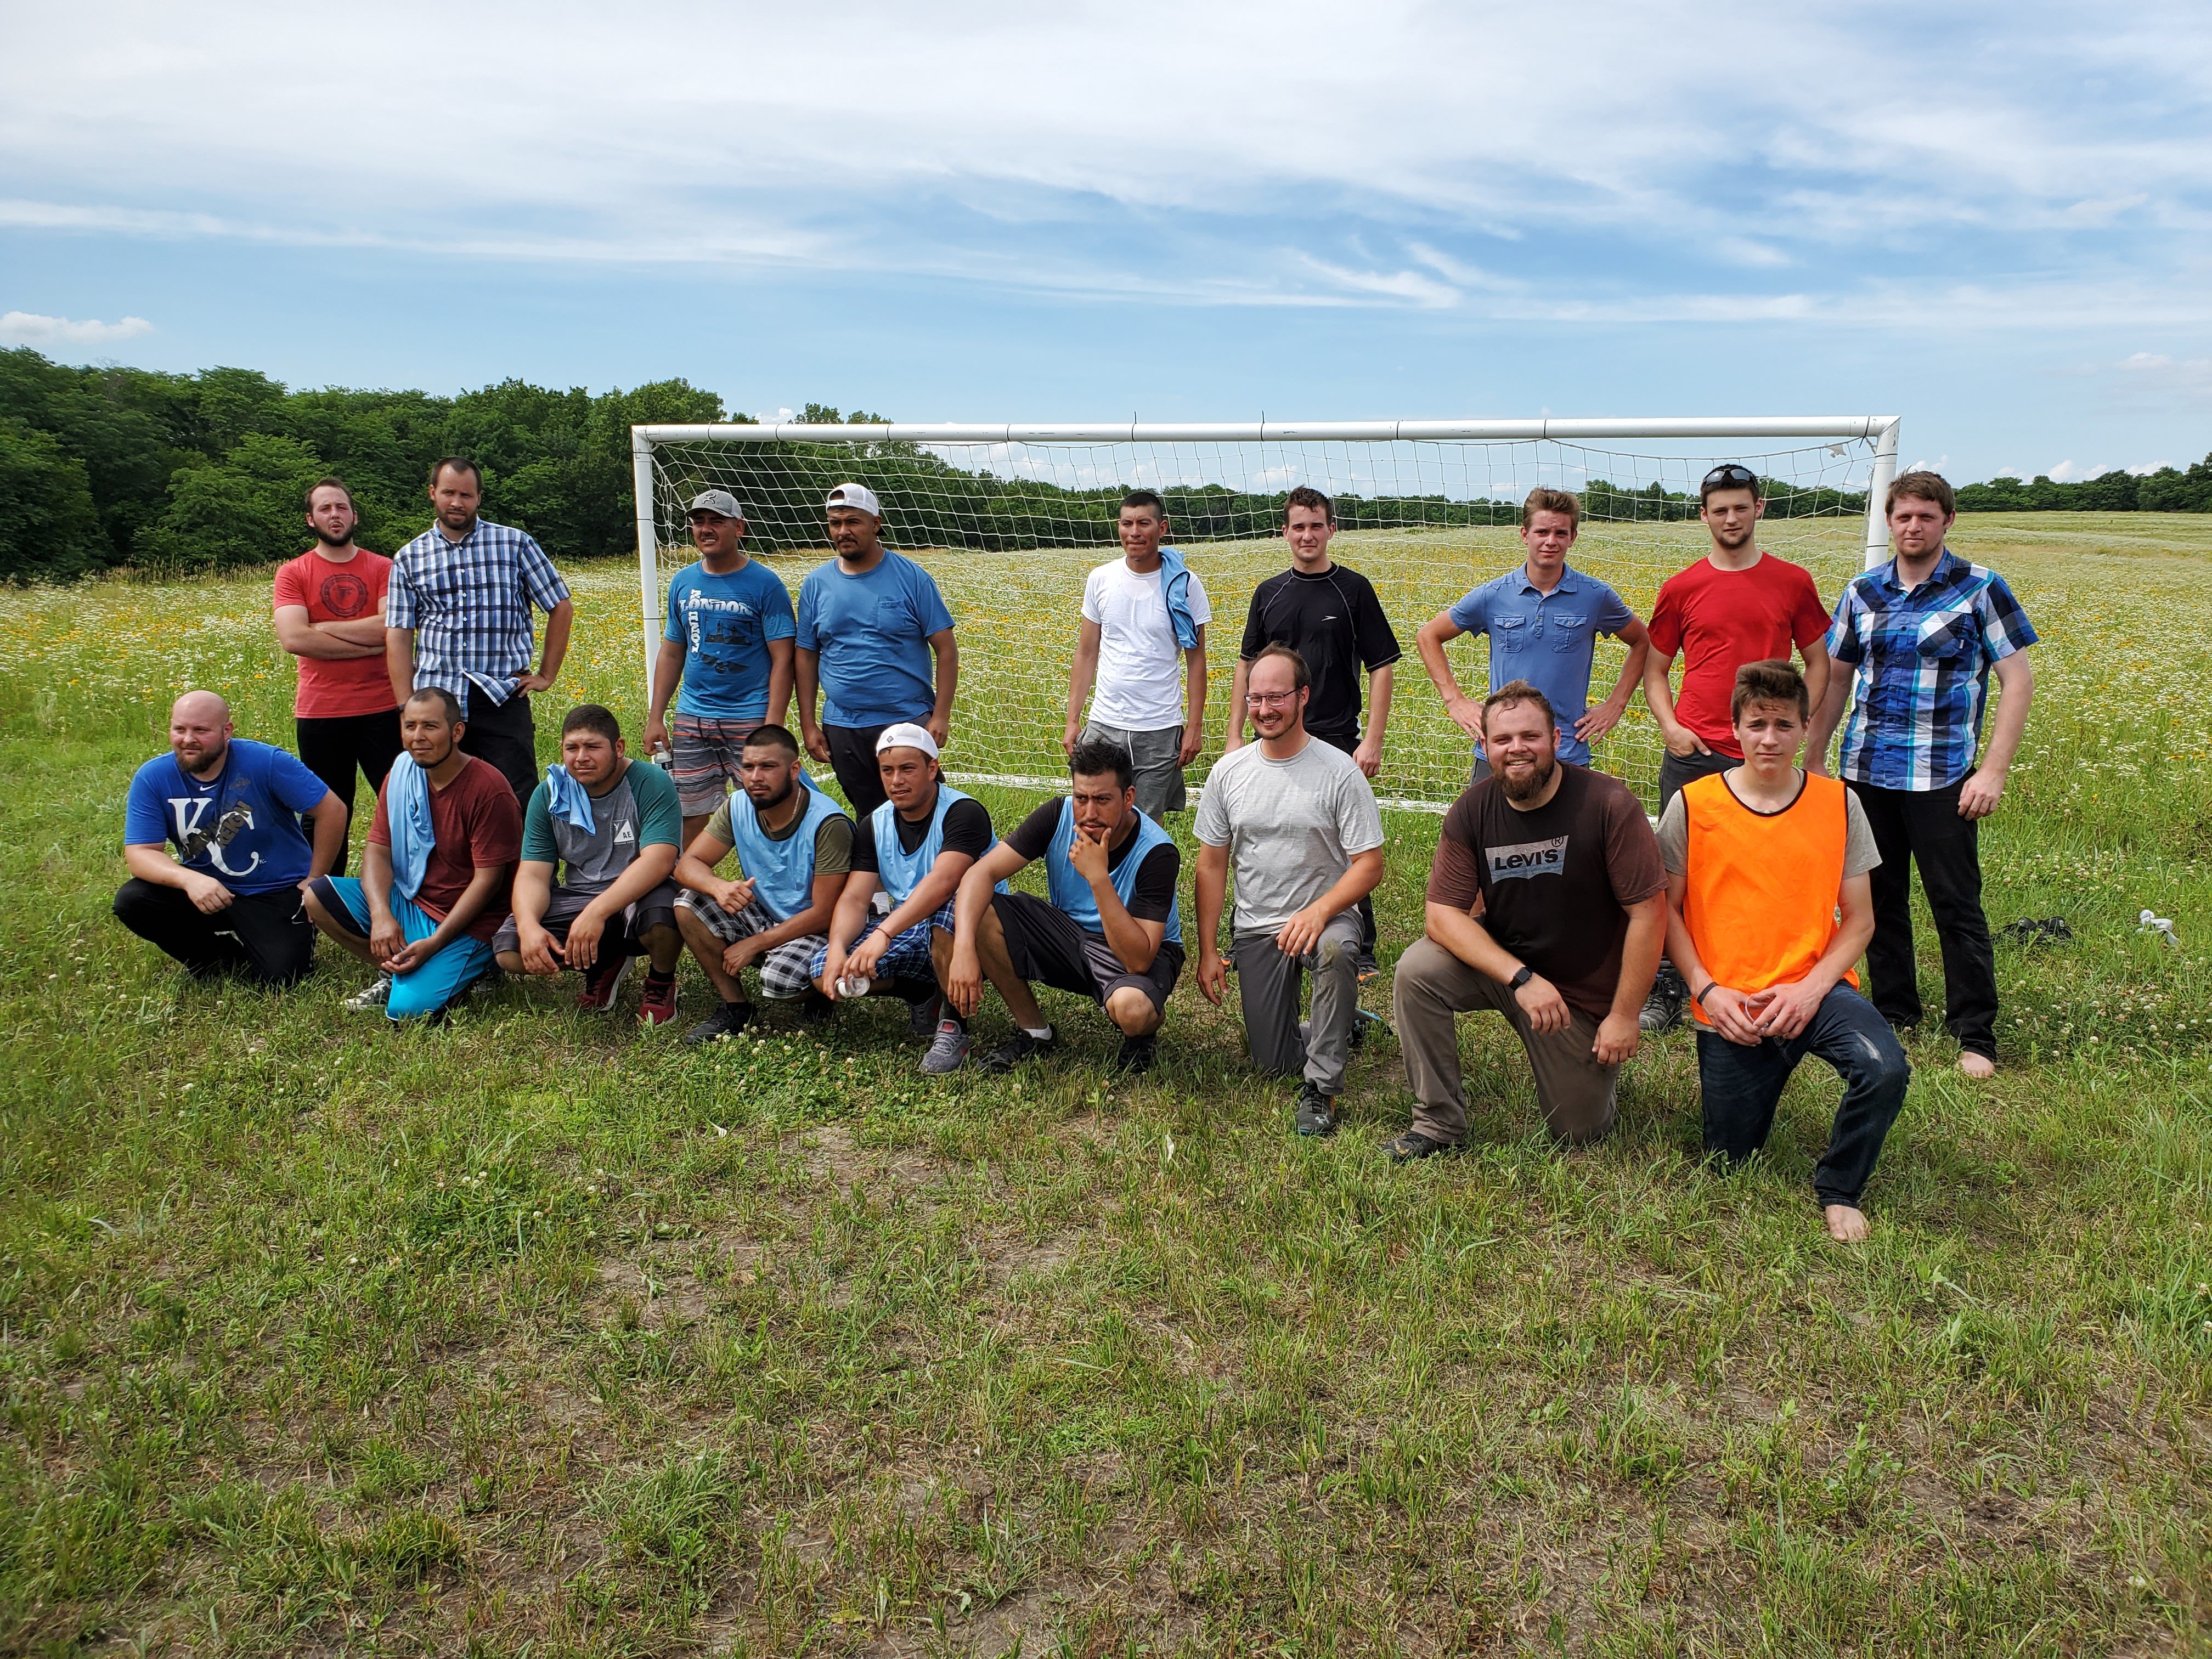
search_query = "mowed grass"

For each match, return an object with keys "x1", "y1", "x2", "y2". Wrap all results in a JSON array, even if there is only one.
[{"x1": 0, "y1": 512, "x2": 2208, "y2": 1655}]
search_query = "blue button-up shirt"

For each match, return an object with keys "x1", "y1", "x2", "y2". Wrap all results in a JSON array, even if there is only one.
[
  {"x1": 386, "y1": 518, "x2": 571, "y2": 718},
  {"x1": 1448, "y1": 563, "x2": 1635, "y2": 765},
  {"x1": 1824, "y1": 548, "x2": 2037, "y2": 791}
]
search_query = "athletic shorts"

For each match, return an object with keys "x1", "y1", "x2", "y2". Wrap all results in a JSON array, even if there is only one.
[
  {"x1": 669, "y1": 712, "x2": 763, "y2": 815},
  {"x1": 1078, "y1": 721, "x2": 1186, "y2": 816},
  {"x1": 805, "y1": 901, "x2": 958, "y2": 988},
  {"x1": 676, "y1": 888, "x2": 825, "y2": 1001},
  {"x1": 492, "y1": 882, "x2": 679, "y2": 960},
  {"x1": 309, "y1": 876, "x2": 495, "y2": 1023},
  {"x1": 992, "y1": 890, "x2": 1184, "y2": 1011}
]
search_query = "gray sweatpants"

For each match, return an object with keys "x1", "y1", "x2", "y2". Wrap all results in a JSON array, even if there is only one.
[{"x1": 1232, "y1": 910, "x2": 1362, "y2": 1094}]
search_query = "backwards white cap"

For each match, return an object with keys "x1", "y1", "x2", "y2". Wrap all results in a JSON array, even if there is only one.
[
  {"x1": 873, "y1": 721, "x2": 939, "y2": 760},
  {"x1": 826, "y1": 481, "x2": 882, "y2": 517}
]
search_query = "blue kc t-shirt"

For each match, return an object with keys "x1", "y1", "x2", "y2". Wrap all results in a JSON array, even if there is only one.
[
  {"x1": 794, "y1": 550, "x2": 956, "y2": 729},
  {"x1": 1449, "y1": 564, "x2": 1636, "y2": 766},
  {"x1": 664, "y1": 558, "x2": 798, "y2": 720},
  {"x1": 123, "y1": 737, "x2": 330, "y2": 895}
]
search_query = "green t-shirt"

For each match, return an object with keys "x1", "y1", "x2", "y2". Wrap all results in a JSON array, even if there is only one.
[{"x1": 521, "y1": 760, "x2": 682, "y2": 895}]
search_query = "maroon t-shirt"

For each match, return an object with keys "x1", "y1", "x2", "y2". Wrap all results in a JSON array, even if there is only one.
[
  {"x1": 369, "y1": 755, "x2": 522, "y2": 941},
  {"x1": 1427, "y1": 765, "x2": 1665, "y2": 1018}
]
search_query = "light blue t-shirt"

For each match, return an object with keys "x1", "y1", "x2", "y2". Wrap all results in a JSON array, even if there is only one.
[
  {"x1": 123, "y1": 738, "x2": 329, "y2": 895},
  {"x1": 794, "y1": 550, "x2": 956, "y2": 728},
  {"x1": 1449, "y1": 563, "x2": 1635, "y2": 766},
  {"x1": 664, "y1": 559, "x2": 797, "y2": 720}
]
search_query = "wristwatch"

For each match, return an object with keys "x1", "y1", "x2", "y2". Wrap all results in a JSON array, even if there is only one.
[{"x1": 1507, "y1": 964, "x2": 1533, "y2": 991}]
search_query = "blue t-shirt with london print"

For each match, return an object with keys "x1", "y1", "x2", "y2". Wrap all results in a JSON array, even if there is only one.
[
  {"x1": 663, "y1": 558, "x2": 797, "y2": 720},
  {"x1": 123, "y1": 738, "x2": 330, "y2": 895}
]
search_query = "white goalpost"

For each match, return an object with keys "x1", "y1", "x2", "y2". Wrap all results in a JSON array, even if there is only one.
[{"x1": 631, "y1": 415, "x2": 1900, "y2": 810}]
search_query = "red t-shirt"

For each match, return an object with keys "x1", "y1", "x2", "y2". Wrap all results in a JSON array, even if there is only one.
[
  {"x1": 273, "y1": 548, "x2": 397, "y2": 719},
  {"x1": 368, "y1": 755, "x2": 522, "y2": 942},
  {"x1": 1646, "y1": 552, "x2": 1831, "y2": 758}
]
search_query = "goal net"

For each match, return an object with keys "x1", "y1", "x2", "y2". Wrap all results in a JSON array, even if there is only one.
[{"x1": 630, "y1": 418, "x2": 1899, "y2": 810}]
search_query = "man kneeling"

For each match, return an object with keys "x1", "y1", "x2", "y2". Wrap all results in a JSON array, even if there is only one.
[
  {"x1": 941, "y1": 737, "x2": 1184, "y2": 1077},
  {"x1": 1663, "y1": 660, "x2": 1910, "y2": 1243},
  {"x1": 303, "y1": 687, "x2": 521, "y2": 1020},
  {"x1": 494, "y1": 704, "x2": 685, "y2": 1024},
  {"x1": 673, "y1": 724, "x2": 853, "y2": 1042}
]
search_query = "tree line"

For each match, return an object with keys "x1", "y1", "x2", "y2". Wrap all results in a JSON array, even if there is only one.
[{"x1": 1953, "y1": 463, "x2": 2212, "y2": 513}]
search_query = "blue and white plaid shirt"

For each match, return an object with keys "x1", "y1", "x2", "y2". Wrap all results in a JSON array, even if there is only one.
[
  {"x1": 386, "y1": 518, "x2": 571, "y2": 717},
  {"x1": 1825, "y1": 548, "x2": 2038, "y2": 791}
]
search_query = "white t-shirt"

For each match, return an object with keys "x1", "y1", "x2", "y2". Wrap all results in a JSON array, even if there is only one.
[
  {"x1": 1080, "y1": 556, "x2": 1212, "y2": 732},
  {"x1": 1194, "y1": 735, "x2": 1385, "y2": 934}
]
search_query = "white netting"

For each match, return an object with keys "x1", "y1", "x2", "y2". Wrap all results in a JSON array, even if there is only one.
[{"x1": 640, "y1": 432, "x2": 1881, "y2": 807}]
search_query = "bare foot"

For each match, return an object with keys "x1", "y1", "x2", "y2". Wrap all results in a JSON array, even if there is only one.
[
  {"x1": 1825, "y1": 1204, "x2": 1870, "y2": 1243},
  {"x1": 1958, "y1": 1051, "x2": 1996, "y2": 1080}
]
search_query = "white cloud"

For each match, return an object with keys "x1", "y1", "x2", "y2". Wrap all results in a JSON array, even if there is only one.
[
  {"x1": 2046, "y1": 460, "x2": 2079, "y2": 480},
  {"x1": 0, "y1": 309, "x2": 152, "y2": 345},
  {"x1": 2129, "y1": 460, "x2": 2176, "y2": 475}
]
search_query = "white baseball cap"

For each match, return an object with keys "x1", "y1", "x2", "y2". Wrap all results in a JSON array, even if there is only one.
[
  {"x1": 826, "y1": 482, "x2": 882, "y2": 517},
  {"x1": 873, "y1": 721, "x2": 939, "y2": 760},
  {"x1": 687, "y1": 489, "x2": 746, "y2": 519}
]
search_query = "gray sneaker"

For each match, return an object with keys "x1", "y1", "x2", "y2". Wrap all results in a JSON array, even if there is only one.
[
  {"x1": 1295, "y1": 1081, "x2": 1338, "y2": 1137},
  {"x1": 919, "y1": 1017, "x2": 970, "y2": 1075},
  {"x1": 343, "y1": 971, "x2": 393, "y2": 1013}
]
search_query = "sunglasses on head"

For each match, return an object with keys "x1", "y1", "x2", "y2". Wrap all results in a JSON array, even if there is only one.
[{"x1": 1701, "y1": 464, "x2": 1758, "y2": 490}]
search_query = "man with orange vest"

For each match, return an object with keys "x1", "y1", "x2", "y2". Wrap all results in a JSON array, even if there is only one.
[{"x1": 1661, "y1": 659, "x2": 1910, "y2": 1244}]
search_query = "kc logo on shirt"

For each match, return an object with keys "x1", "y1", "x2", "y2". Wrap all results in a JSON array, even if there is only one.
[{"x1": 1487, "y1": 835, "x2": 1567, "y2": 883}]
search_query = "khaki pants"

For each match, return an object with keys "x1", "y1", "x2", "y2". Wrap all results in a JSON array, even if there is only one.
[{"x1": 1391, "y1": 935, "x2": 1621, "y2": 1146}]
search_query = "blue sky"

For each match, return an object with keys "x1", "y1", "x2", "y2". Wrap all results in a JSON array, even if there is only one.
[{"x1": 5, "y1": 0, "x2": 2211, "y2": 484}]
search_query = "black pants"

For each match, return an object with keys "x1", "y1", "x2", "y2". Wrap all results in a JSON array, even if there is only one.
[
  {"x1": 460, "y1": 692, "x2": 539, "y2": 812},
  {"x1": 823, "y1": 723, "x2": 892, "y2": 819},
  {"x1": 1848, "y1": 776, "x2": 1998, "y2": 1058},
  {"x1": 295, "y1": 708, "x2": 403, "y2": 877},
  {"x1": 1316, "y1": 730, "x2": 1378, "y2": 956},
  {"x1": 113, "y1": 877, "x2": 316, "y2": 985},
  {"x1": 1657, "y1": 746, "x2": 1737, "y2": 815}
]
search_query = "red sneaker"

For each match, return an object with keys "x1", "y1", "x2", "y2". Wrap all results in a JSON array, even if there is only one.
[
  {"x1": 575, "y1": 955, "x2": 632, "y2": 1012},
  {"x1": 637, "y1": 972, "x2": 679, "y2": 1027}
]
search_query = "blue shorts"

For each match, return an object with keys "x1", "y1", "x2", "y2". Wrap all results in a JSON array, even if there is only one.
[
  {"x1": 312, "y1": 876, "x2": 496, "y2": 1022},
  {"x1": 806, "y1": 901, "x2": 957, "y2": 987}
]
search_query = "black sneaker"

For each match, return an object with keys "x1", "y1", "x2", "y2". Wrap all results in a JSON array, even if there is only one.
[
  {"x1": 685, "y1": 1001, "x2": 755, "y2": 1046},
  {"x1": 799, "y1": 990, "x2": 837, "y2": 1026},
  {"x1": 1385, "y1": 1130, "x2": 1456, "y2": 1164},
  {"x1": 1112, "y1": 1034, "x2": 1159, "y2": 1077},
  {"x1": 1355, "y1": 949, "x2": 1381, "y2": 984},
  {"x1": 1348, "y1": 1007, "x2": 1391, "y2": 1053},
  {"x1": 896, "y1": 981, "x2": 943, "y2": 1039},
  {"x1": 978, "y1": 1029, "x2": 1057, "y2": 1074},
  {"x1": 1639, "y1": 963, "x2": 1685, "y2": 1035},
  {"x1": 1294, "y1": 1081, "x2": 1337, "y2": 1137}
]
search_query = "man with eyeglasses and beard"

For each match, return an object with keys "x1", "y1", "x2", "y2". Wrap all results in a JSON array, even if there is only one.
[{"x1": 1389, "y1": 681, "x2": 1667, "y2": 1163}]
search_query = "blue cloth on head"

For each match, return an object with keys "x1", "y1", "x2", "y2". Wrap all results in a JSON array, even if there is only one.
[
  {"x1": 385, "y1": 753, "x2": 436, "y2": 902},
  {"x1": 543, "y1": 764, "x2": 596, "y2": 834},
  {"x1": 1158, "y1": 546, "x2": 1199, "y2": 650}
]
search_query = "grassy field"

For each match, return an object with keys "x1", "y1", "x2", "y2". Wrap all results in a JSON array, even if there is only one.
[{"x1": 1, "y1": 513, "x2": 2209, "y2": 1655}]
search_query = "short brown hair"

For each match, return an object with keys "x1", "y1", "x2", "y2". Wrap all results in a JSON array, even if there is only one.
[
  {"x1": 560, "y1": 703, "x2": 623, "y2": 746},
  {"x1": 304, "y1": 475, "x2": 354, "y2": 511},
  {"x1": 429, "y1": 456, "x2": 483, "y2": 489},
  {"x1": 1886, "y1": 470, "x2": 1956, "y2": 517},
  {"x1": 1251, "y1": 642, "x2": 1310, "y2": 691},
  {"x1": 1482, "y1": 679, "x2": 1556, "y2": 732},
  {"x1": 1520, "y1": 486, "x2": 1581, "y2": 532},
  {"x1": 1730, "y1": 659, "x2": 1808, "y2": 723},
  {"x1": 1283, "y1": 485, "x2": 1335, "y2": 526}
]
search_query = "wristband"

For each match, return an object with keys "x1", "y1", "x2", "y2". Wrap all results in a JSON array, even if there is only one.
[{"x1": 1692, "y1": 981, "x2": 1718, "y2": 1007}]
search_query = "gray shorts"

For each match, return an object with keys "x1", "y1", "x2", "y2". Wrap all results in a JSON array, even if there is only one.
[
  {"x1": 675, "y1": 888, "x2": 825, "y2": 1001},
  {"x1": 669, "y1": 712, "x2": 763, "y2": 815},
  {"x1": 493, "y1": 882, "x2": 680, "y2": 958},
  {"x1": 1079, "y1": 721, "x2": 1186, "y2": 817}
]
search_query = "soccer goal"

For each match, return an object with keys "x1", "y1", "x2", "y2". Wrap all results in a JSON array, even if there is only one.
[{"x1": 630, "y1": 416, "x2": 1900, "y2": 810}]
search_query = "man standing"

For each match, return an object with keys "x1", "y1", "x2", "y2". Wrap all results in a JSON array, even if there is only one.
[
  {"x1": 1415, "y1": 486, "x2": 1648, "y2": 783},
  {"x1": 385, "y1": 458, "x2": 575, "y2": 812},
  {"x1": 302, "y1": 687, "x2": 522, "y2": 1021},
  {"x1": 674, "y1": 725, "x2": 853, "y2": 1044},
  {"x1": 1194, "y1": 646, "x2": 1385, "y2": 1137},
  {"x1": 1390, "y1": 682, "x2": 1666, "y2": 1162},
  {"x1": 1231, "y1": 485, "x2": 1400, "y2": 977},
  {"x1": 794, "y1": 483, "x2": 958, "y2": 819},
  {"x1": 940, "y1": 737, "x2": 1184, "y2": 1077},
  {"x1": 644, "y1": 489, "x2": 797, "y2": 847},
  {"x1": 1638, "y1": 464, "x2": 1832, "y2": 1031},
  {"x1": 273, "y1": 476, "x2": 400, "y2": 875},
  {"x1": 1807, "y1": 471, "x2": 2037, "y2": 1080},
  {"x1": 115, "y1": 690, "x2": 346, "y2": 985},
  {"x1": 1065, "y1": 489, "x2": 1210, "y2": 819},
  {"x1": 1665, "y1": 660, "x2": 1909, "y2": 1243},
  {"x1": 495, "y1": 705, "x2": 686, "y2": 1026}
]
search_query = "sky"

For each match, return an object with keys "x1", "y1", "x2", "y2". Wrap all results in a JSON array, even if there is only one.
[{"x1": 5, "y1": 0, "x2": 2212, "y2": 484}]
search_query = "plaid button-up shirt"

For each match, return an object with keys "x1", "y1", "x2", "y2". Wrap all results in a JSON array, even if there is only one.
[
  {"x1": 1824, "y1": 548, "x2": 2038, "y2": 791},
  {"x1": 386, "y1": 518, "x2": 571, "y2": 718}
]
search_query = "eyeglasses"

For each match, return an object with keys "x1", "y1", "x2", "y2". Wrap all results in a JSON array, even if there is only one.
[
  {"x1": 1245, "y1": 690, "x2": 1301, "y2": 708},
  {"x1": 1701, "y1": 464, "x2": 1758, "y2": 490}
]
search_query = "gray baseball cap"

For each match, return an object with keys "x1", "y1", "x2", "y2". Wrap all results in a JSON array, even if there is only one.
[{"x1": 687, "y1": 489, "x2": 746, "y2": 519}]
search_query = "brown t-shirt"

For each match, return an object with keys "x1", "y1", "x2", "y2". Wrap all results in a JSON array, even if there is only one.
[
  {"x1": 369, "y1": 754, "x2": 523, "y2": 941},
  {"x1": 1427, "y1": 764, "x2": 1666, "y2": 1018}
]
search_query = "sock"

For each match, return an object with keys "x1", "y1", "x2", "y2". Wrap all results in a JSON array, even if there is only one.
[
  {"x1": 1024, "y1": 1025, "x2": 1053, "y2": 1040},
  {"x1": 646, "y1": 969, "x2": 675, "y2": 985}
]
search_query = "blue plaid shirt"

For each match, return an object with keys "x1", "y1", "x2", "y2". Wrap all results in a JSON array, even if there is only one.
[
  {"x1": 1825, "y1": 548, "x2": 2037, "y2": 791},
  {"x1": 385, "y1": 518, "x2": 571, "y2": 717}
]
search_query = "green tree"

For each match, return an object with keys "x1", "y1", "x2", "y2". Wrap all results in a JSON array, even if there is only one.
[
  {"x1": 0, "y1": 417, "x2": 106, "y2": 580},
  {"x1": 142, "y1": 433, "x2": 328, "y2": 572}
]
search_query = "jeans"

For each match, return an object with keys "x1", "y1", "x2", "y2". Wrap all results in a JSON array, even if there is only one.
[
  {"x1": 1847, "y1": 776, "x2": 1998, "y2": 1058},
  {"x1": 113, "y1": 878, "x2": 316, "y2": 985},
  {"x1": 295, "y1": 707, "x2": 403, "y2": 877},
  {"x1": 1696, "y1": 983, "x2": 1910, "y2": 1208}
]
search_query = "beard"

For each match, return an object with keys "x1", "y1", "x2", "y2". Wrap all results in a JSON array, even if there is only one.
[
  {"x1": 1499, "y1": 751, "x2": 1556, "y2": 803},
  {"x1": 747, "y1": 777, "x2": 795, "y2": 812},
  {"x1": 313, "y1": 523, "x2": 353, "y2": 548}
]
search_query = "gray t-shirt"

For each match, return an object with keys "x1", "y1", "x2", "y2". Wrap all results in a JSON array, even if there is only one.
[
  {"x1": 521, "y1": 760, "x2": 683, "y2": 897},
  {"x1": 1195, "y1": 736, "x2": 1385, "y2": 934},
  {"x1": 1656, "y1": 770, "x2": 1880, "y2": 877}
]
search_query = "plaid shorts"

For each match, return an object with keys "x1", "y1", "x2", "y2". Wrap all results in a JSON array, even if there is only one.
[
  {"x1": 676, "y1": 889, "x2": 824, "y2": 1001},
  {"x1": 669, "y1": 712, "x2": 763, "y2": 815},
  {"x1": 805, "y1": 901, "x2": 957, "y2": 989}
]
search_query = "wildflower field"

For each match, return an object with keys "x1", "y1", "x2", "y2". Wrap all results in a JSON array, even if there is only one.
[{"x1": 1, "y1": 512, "x2": 2208, "y2": 1655}]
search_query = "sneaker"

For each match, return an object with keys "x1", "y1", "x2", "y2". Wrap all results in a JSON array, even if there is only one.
[
  {"x1": 1385, "y1": 1130, "x2": 1456, "y2": 1164},
  {"x1": 343, "y1": 971, "x2": 393, "y2": 1013},
  {"x1": 1294, "y1": 1081, "x2": 1337, "y2": 1137},
  {"x1": 685, "y1": 1000, "x2": 754, "y2": 1045},
  {"x1": 1112, "y1": 1034, "x2": 1159, "y2": 1077},
  {"x1": 575, "y1": 955, "x2": 633, "y2": 1012},
  {"x1": 906, "y1": 990, "x2": 944, "y2": 1040},
  {"x1": 1639, "y1": 963, "x2": 1685, "y2": 1035},
  {"x1": 1356, "y1": 949, "x2": 1381, "y2": 984},
  {"x1": 799, "y1": 990, "x2": 837, "y2": 1026},
  {"x1": 1348, "y1": 1007, "x2": 1391, "y2": 1053},
  {"x1": 919, "y1": 1017, "x2": 970, "y2": 1075},
  {"x1": 636, "y1": 972, "x2": 679, "y2": 1026},
  {"x1": 978, "y1": 1029, "x2": 1057, "y2": 1074}
]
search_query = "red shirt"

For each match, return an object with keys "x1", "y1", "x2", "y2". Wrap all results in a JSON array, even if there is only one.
[
  {"x1": 368, "y1": 755, "x2": 521, "y2": 942},
  {"x1": 1646, "y1": 552, "x2": 1831, "y2": 758},
  {"x1": 273, "y1": 548, "x2": 397, "y2": 718}
]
